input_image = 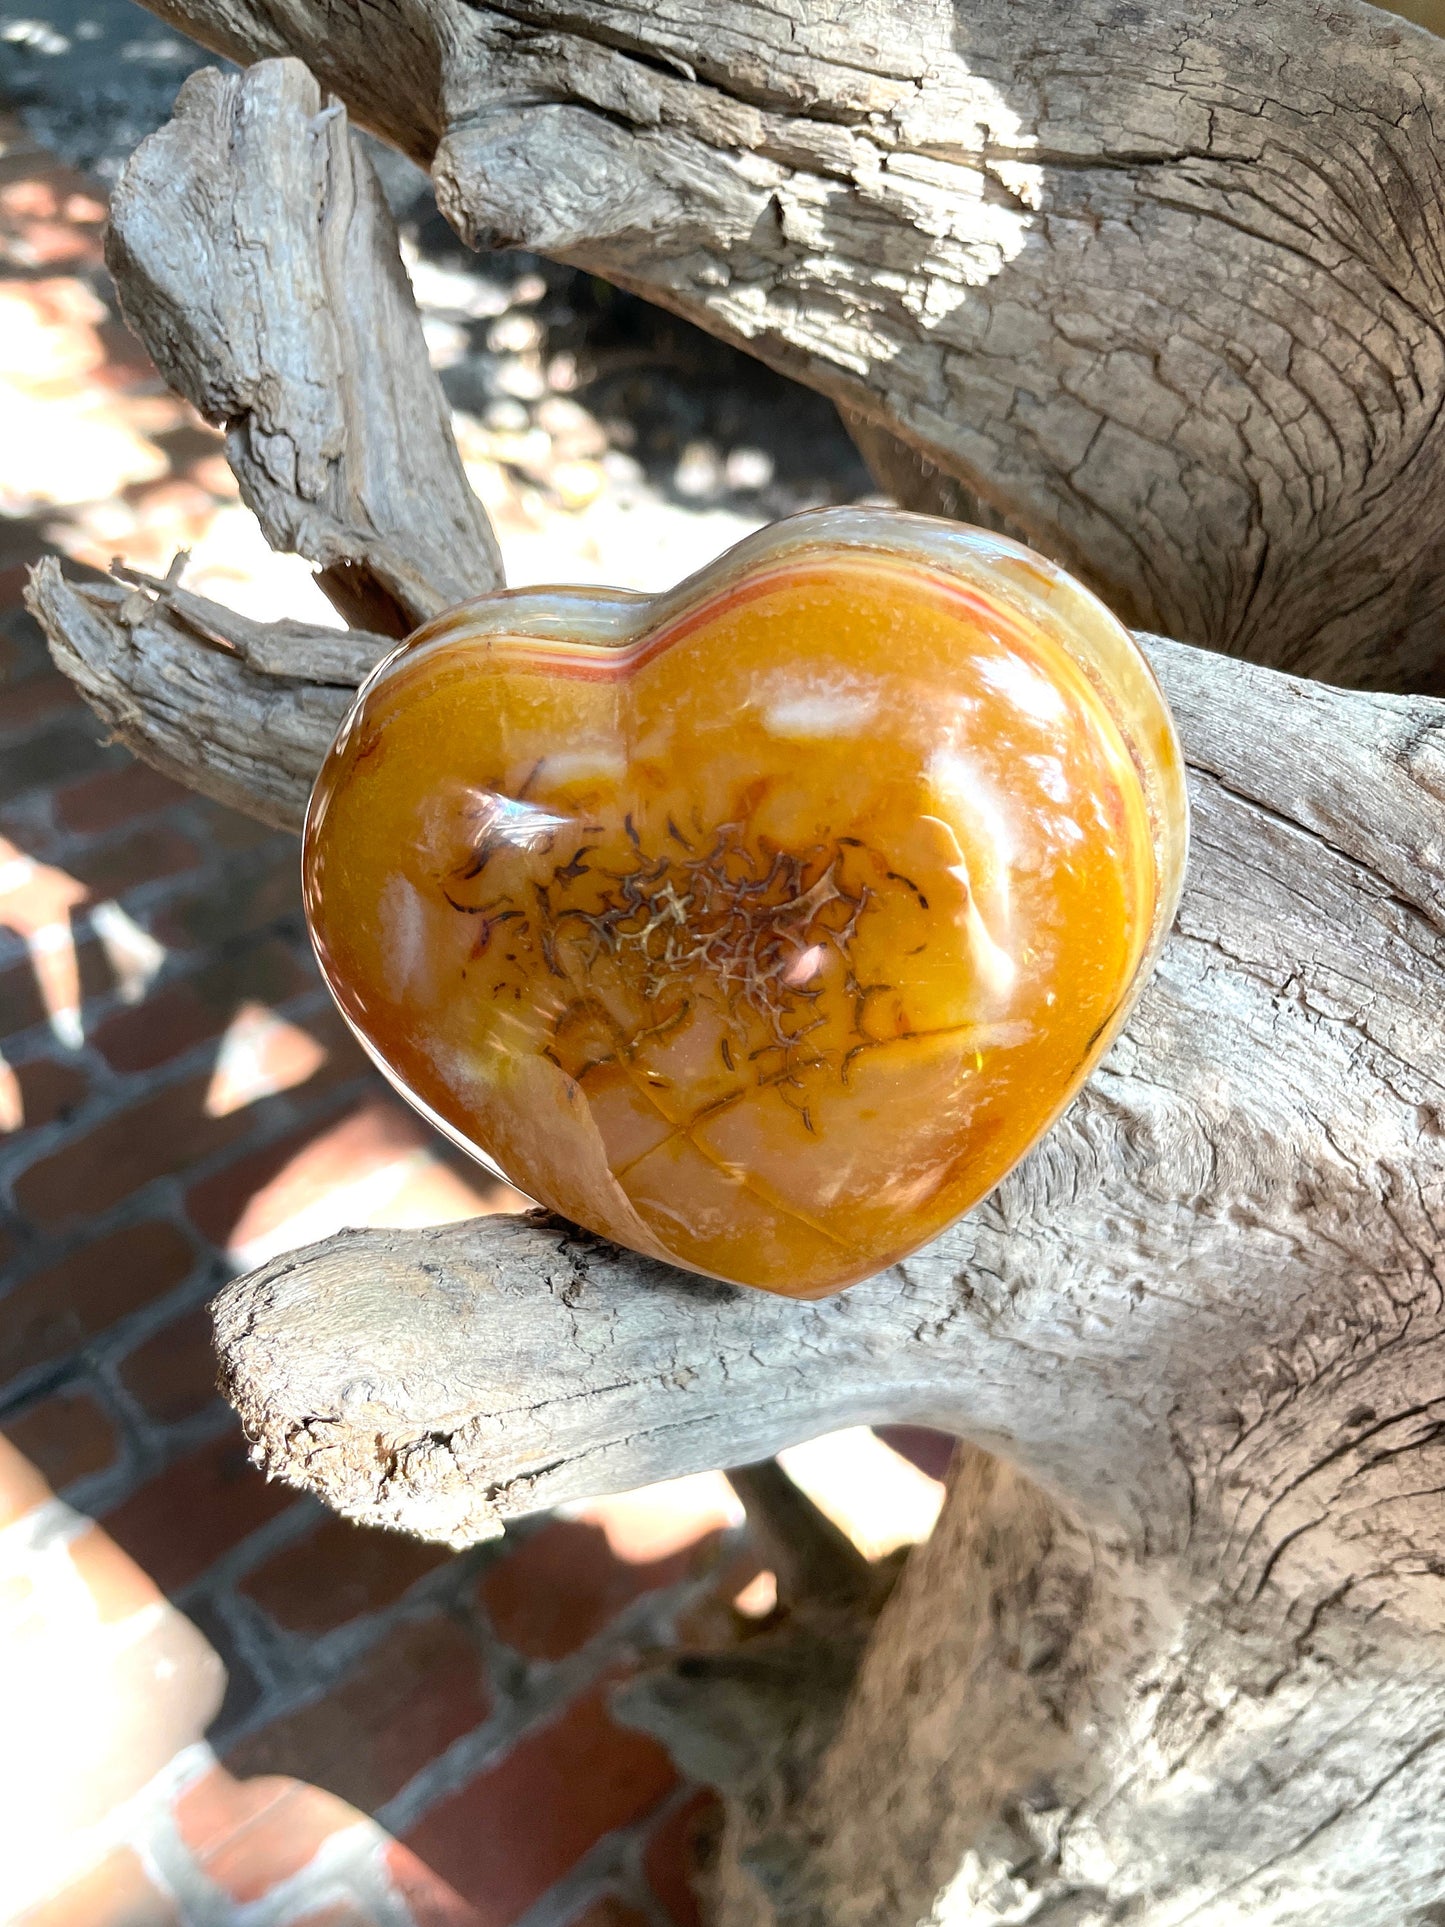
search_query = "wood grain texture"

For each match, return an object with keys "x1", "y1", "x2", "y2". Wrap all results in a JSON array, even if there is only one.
[
  {"x1": 189, "y1": 633, "x2": 1445, "y2": 1564},
  {"x1": 105, "y1": 59, "x2": 502, "y2": 635},
  {"x1": 134, "y1": 0, "x2": 1445, "y2": 689},
  {"x1": 36, "y1": 24, "x2": 1445, "y2": 1921},
  {"x1": 37, "y1": 537, "x2": 1445, "y2": 1916},
  {"x1": 26, "y1": 561, "x2": 383, "y2": 832}
]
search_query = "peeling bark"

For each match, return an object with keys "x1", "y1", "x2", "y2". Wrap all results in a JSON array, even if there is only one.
[{"x1": 27, "y1": 561, "x2": 383, "y2": 831}]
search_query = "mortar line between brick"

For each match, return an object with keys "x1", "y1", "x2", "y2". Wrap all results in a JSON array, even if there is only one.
[
  {"x1": 0, "y1": 832, "x2": 292, "y2": 974},
  {"x1": 0, "y1": 1245, "x2": 220, "y2": 1417},
  {"x1": 0, "y1": 1064, "x2": 380, "y2": 1271},
  {"x1": 374, "y1": 1575, "x2": 707, "y2": 1844},
  {"x1": 0, "y1": 974, "x2": 333, "y2": 1084},
  {"x1": 0, "y1": 1020, "x2": 369, "y2": 1196},
  {"x1": 508, "y1": 1784, "x2": 690, "y2": 1927},
  {"x1": 171, "y1": 1489, "x2": 324, "y2": 1602},
  {"x1": 0, "y1": 921, "x2": 315, "y2": 1073},
  {"x1": 374, "y1": 1682, "x2": 588, "y2": 1840}
]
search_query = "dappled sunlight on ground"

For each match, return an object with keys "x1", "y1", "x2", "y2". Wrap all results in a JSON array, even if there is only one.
[{"x1": 0, "y1": 94, "x2": 947, "y2": 1927}]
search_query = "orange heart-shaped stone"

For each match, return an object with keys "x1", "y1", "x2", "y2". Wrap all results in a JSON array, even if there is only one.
[{"x1": 303, "y1": 509, "x2": 1186, "y2": 1296}]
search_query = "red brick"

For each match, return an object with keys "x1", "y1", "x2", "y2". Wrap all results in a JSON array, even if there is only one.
[
  {"x1": 13, "y1": 1072, "x2": 254, "y2": 1225},
  {"x1": 13, "y1": 1846, "x2": 177, "y2": 1926},
  {"x1": 206, "y1": 1783, "x2": 357, "y2": 1903},
  {"x1": 68, "y1": 826, "x2": 201, "y2": 898},
  {"x1": 0, "y1": 1431, "x2": 51, "y2": 1527},
  {"x1": 563, "y1": 1902, "x2": 649, "y2": 1927},
  {"x1": 226, "y1": 1615, "x2": 490, "y2": 1810},
  {"x1": 373, "y1": 1153, "x2": 521, "y2": 1227},
  {"x1": 55, "y1": 761, "x2": 190, "y2": 834},
  {"x1": 382, "y1": 1843, "x2": 484, "y2": 1927},
  {"x1": 0, "y1": 1054, "x2": 88, "y2": 1132},
  {"x1": 0, "y1": 953, "x2": 49, "y2": 1041},
  {"x1": 185, "y1": 1084, "x2": 514, "y2": 1259},
  {"x1": 0, "y1": 1220, "x2": 195, "y2": 1381},
  {"x1": 482, "y1": 1516, "x2": 713, "y2": 1662},
  {"x1": 203, "y1": 1002, "x2": 338, "y2": 1116},
  {"x1": 0, "y1": 936, "x2": 108, "y2": 1041},
  {"x1": 0, "y1": 839, "x2": 89, "y2": 935},
  {"x1": 118, "y1": 1306, "x2": 218, "y2": 1424},
  {"x1": 152, "y1": 864, "x2": 302, "y2": 951},
  {"x1": 173, "y1": 1769, "x2": 360, "y2": 1905},
  {"x1": 262, "y1": 1002, "x2": 370, "y2": 1099},
  {"x1": 1, "y1": 558, "x2": 42, "y2": 601},
  {"x1": 91, "y1": 939, "x2": 312, "y2": 1073},
  {"x1": 2, "y1": 1388, "x2": 118, "y2": 1489},
  {"x1": 188, "y1": 799, "x2": 289, "y2": 855},
  {"x1": 402, "y1": 1684, "x2": 677, "y2": 1924},
  {"x1": 0, "y1": 718, "x2": 114, "y2": 805},
  {"x1": 172, "y1": 1770, "x2": 284, "y2": 1866},
  {"x1": 0, "y1": 167, "x2": 107, "y2": 271},
  {"x1": 102, "y1": 1432, "x2": 295, "y2": 1594},
  {"x1": 288, "y1": 1907, "x2": 386, "y2": 1927},
  {"x1": 0, "y1": 670, "x2": 81, "y2": 736},
  {"x1": 239, "y1": 1511, "x2": 450, "y2": 1634},
  {"x1": 66, "y1": 1524, "x2": 162, "y2": 1624},
  {"x1": 183, "y1": 1115, "x2": 333, "y2": 1248},
  {"x1": 875, "y1": 1425, "x2": 956, "y2": 1482},
  {"x1": 92, "y1": 984, "x2": 220, "y2": 1075},
  {"x1": 184, "y1": 1097, "x2": 422, "y2": 1252},
  {"x1": 92, "y1": 316, "x2": 161, "y2": 387},
  {"x1": 0, "y1": 562, "x2": 47, "y2": 612},
  {"x1": 644, "y1": 1791, "x2": 721, "y2": 1927},
  {"x1": 0, "y1": 171, "x2": 103, "y2": 219}
]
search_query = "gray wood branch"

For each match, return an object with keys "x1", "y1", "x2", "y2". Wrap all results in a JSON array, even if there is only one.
[
  {"x1": 96, "y1": 597, "x2": 1434, "y2": 1925},
  {"x1": 41, "y1": 24, "x2": 1445, "y2": 1919},
  {"x1": 105, "y1": 58, "x2": 502, "y2": 635},
  {"x1": 189, "y1": 627, "x2": 1445, "y2": 1927},
  {"x1": 31, "y1": 331, "x2": 1445, "y2": 1919},
  {"x1": 135, "y1": 0, "x2": 1445, "y2": 689},
  {"x1": 186, "y1": 626, "x2": 1445, "y2": 1546},
  {"x1": 25, "y1": 561, "x2": 382, "y2": 832}
]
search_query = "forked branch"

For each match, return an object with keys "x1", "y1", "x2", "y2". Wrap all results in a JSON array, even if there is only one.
[
  {"x1": 134, "y1": 0, "x2": 1445, "y2": 688},
  {"x1": 29, "y1": 36, "x2": 1445, "y2": 1920}
]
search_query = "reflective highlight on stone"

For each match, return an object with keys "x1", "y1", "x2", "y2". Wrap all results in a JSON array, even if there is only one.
[{"x1": 303, "y1": 509, "x2": 1188, "y2": 1296}]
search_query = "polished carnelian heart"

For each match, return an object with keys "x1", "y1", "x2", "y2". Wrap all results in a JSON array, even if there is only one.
[{"x1": 303, "y1": 509, "x2": 1187, "y2": 1297}]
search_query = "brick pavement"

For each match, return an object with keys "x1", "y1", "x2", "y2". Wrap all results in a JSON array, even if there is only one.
[
  {"x1": 0, "y1": 114, "x2": 752, "y2": 1927},
  {"x1": 0, "y1": 110, "x2": 947, "y2": 1927},
  {"x1": 0, "y1": 489, "x2": 747, "y2": 1924}
]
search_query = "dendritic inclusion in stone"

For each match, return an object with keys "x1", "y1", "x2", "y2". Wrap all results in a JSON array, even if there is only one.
[{"x1": 303, "y1": 508, "x2": 1187, "y2": 1297}]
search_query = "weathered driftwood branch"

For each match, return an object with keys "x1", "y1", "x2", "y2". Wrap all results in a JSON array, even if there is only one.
[
  {"x1": 179, "y1": 638, "x2": 1445, "y2": 1554},
  {"x1": 105, "y1": 59, "x2": 502, "y2": 635},
  {"x1": 33, "y1": 29, "x2": 1445, "y2": 1925},
  {"x1": 36, "y1": 539, "x2": 1445, "y2": 1917},
  {"x1": 28, "y1": 562, "x2": 382, "y2": 832},
  {"x1": 135, "y1": 0, "x2": 1445, "y2": 689}
]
